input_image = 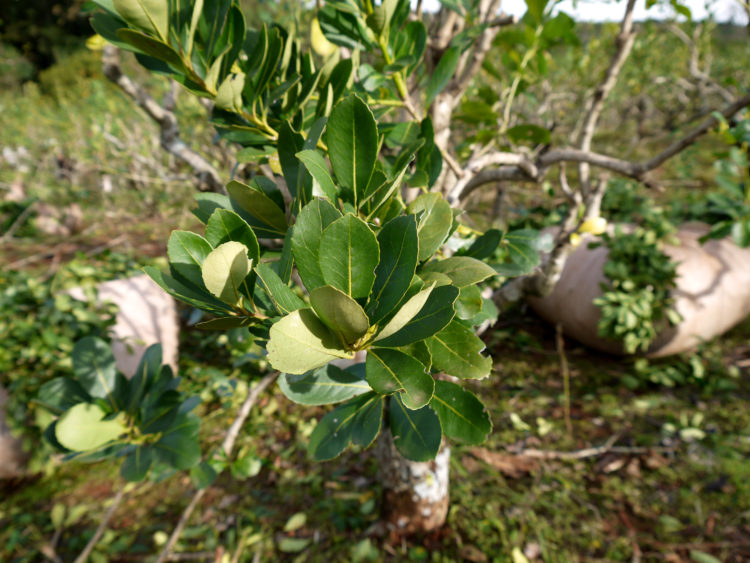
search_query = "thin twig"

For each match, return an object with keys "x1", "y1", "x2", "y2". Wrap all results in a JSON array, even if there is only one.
[
  {"x1": 507, "y1": 435, "x2": 675, "y2": 460},
  {"x1": 73, "y1": 486, "x2": 127, "y2": 563},
  {"x1": 1, "y1": 200, "x2": 37, "y2": 242},
  {"x1": 154, "y1": 372, "x2": 278, "y2": 563}
]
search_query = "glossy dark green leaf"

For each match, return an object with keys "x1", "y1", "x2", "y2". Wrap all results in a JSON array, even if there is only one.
[
  {"x1": 278, "y1": 122, "x2": 310, "y2": 202},
  {"x1": 367, "y1": 215, "x2": 419, "y2": 324},
  {"x1": 319, "y1": 214, "x2": 379, "y2": 298},
  {"x1": 430, "y1": 380, "x2": 491, "y2": 445},
  {"x1": 167, "y1": 230, "x2": 213, "y2": 289},
  {"x1": 205, "y1": 209, "x2": 260, "y2": 264},
  {"x1": 425, "y1": 46, "x2": 460, "y2": 108},
  {"x1": 121, "y1": 445, "x2": 153, "y2": 481},
  {"x1": 389, "y1": 395, "x2": 441, "y2": 462},
  {"x1": 291, "y1": 198, "x2": 342, "y2": 291},
  {"x1": 460, "y1": 228, "x2": 503, "y2": 259},
  {"x1": 366, "y1": 348, "x2": 434, "y2": 410},
  {"x1": 115, "y1": 29, "x2": 183, "y2": 70},
  {"x1": 279, "y1": 363, "x2": 369, "y2": 406},
  {"x1": 310, "y1": 285, "x2": 370, "y2": 346},
  {"x1": 193, "y1": 192, "x2": 231, "y2": 223},
  {"x1": 308, "y1": 392, "x2": 383, "y2": 460},
  {"x1": 326, "y1": 94, "x2": 378, "y2": 208},
  {"x1": 376, "y1": 285, "x2": 458, "y2": 347},
  {"x1": 420, "y1": 256, "x2": 497, "y2": 287},
  {"x1": 72, "y1": 337, "x2": 117, "y2": 405},
  {"x1": 255, "y1": 262, "x2": 305, "y2": 315},
  {"x1": 426, "y1": 320, "x2": 492, "y2": 380},
  {"x1": 296, "y1": 150, "x2": 338, "y2": 201},
  {"x1": 227, "y1": 180, "x2": 288, "y2": 236},
  {"x1": 144, "y1": 266, "x2": 234, "y2": 314},
  {"x1": 127, "y1": 343, "x2": 161, "y2": 413},
  {"x1": 407, "y1": 193, "x2": 453, "y2": 261}
]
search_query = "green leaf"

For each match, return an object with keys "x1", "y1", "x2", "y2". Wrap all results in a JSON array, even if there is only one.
[
  {"x1": 407, "y1": 193, "x2": 453, "y2": 261},
  {"x1": 194, "y1": 316, "x2": 256, "y2": 330},
  {"x1": 310, "y1": 285, "x2": 370, "y2": 346},
  {"x1": 308, "y1": 392, "x2": 382, "y2": 460},
  {"x1": 319, "y1": 214, "x2": 379, "y2": 298},
  {"x1": 455, "y1": 285, "x2": 483, "y2": 320},
  {"x1": 121, "y1": 445, "x2": 153, "y2": 481},
  {"x1": 430, "y1": 381, "x2": 491, "y2": 445},
  {"x1": 190, "y1": 460, "x2": 217, "y2": 489},
  {"x1": 127, "y1": 343, "x2": 161, "y2": 413},
  {"x1": 731, "y1": 219, "x2": 750, "y2": 247},
  {"x1": 291, "y1": 199, "x2": 342, "y2": 291},
  {"x1": 37, "y1": 378, "x2": 91, "y2": 414},
  {"x1": 425, "y1": 46, "x2": 460, "y2": 108},
  {"x1": 72, "y1": 337, "x2": 117, "y2": 404},
  {"x1": 507, "y1": 124, "x2": 550, "y2": 145},
  {"x1": 55, "y1": 403, "x2": 126, "y2": 452},
  {"x1": 420, "y1": 256, "x2": 497, "y2": 287},
  {"x1": 167, "y1": 230, "x2": 213, "y2": 289},
  {"x1": 115, "y1": 29, "x2": 183, "y2": 70},
  {"x1": 153, "y1": 414, "x2": 201, "y2": 470},
  {"x1": 278, "y1": 364, "x2": 369, "y2": 405},
  {"x1": 326, "y1": 94, "x2": 378, "y2": 208},
  {"x1": 367, "y1": 215, "x2": 419, "y2": 324},
  {"x1": 227, "y1": 179, "x2": 288, "y2": 236},
  {"x1": 376, "y1": 285, "x2": 458, "y2": 347},
  {"x1": 205, "y1": 209, "x2": 260, "y2": 264},
  {"x1": 278, "y1": 122, "x2": 310, "y2": 202},
  {"x1": 375, "y1": 284, "x2": 434, "y2": 342},
  {"x1": 389, "y1": 395, "x2": 441, "y2": 462},
  {"x1": 366, "y1": 348, "x2": 434, "y2": 410},
  {"x1": 201, "y1": 241, "x2": 253, "y2": 305},
  {"x1": 113, "y1": 0, "x2": 168, "y2": 39},
  {"x1": 267, "y1": 309, "x2": 353, "y2": 374},
  {"x1": 255, "y1": 262, "x2": 305, "y2": 314},
  {"x1": 215, "y1": 72, "x2": 245, "y2": 110},
  {"x1": 426, "y1": 320, "x2": 492, "y2": 380},
  {"x1": 460, "y1": 228, "x2": 503, "y2": 259},
  {"x1": 296, "y1": 149, "x2": 338, "y2": 201},
  {"x1": 144, "y1": 266, "x2": 234, "y2": 314}
]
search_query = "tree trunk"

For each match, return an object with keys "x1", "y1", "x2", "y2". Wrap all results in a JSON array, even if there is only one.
[{"x1": 375, "y1": 429, "x2": 451, "y2": 534}]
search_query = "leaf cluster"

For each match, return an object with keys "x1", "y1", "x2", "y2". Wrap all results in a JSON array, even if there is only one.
[{"x1": 39, "y1": 337, "x2": 201, "y2": 482}]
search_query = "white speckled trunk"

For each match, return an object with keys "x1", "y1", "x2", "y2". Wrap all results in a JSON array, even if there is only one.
[{"x1": 375, "y1": 429, "x2": 451, "y2": 534}]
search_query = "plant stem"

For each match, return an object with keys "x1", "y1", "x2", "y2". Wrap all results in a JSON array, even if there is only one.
[{"x1": 73, "y1": 486, "x2": 127, "y2": 563}]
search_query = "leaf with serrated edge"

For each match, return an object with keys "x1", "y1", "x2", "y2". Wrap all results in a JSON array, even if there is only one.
[
  {"x1": 366, "y1": 348, "x2": 434, "y2": 410},
  {"x1": 420, "y1": 256, "x2": 497, "y2": 287},
  {"x1": 389, "y1": 395, "x2": 441, "y2": 462},
  {"x1": 267, "y1": 309, "x2": 353, "y2": 374},
  {"x1": 375, "y1": 284, "x2": 434, "y2": 342},
  {"x1": 426, "y1": 320, "x2": 492, "y2": 380},
  {"x1": 279, "y1": 364, "x2": 369, "y2": 405},
  {"x1": 319, "y1": 214, "x2": 379, "y2": 298},
  {"x1": 201, "y1": 242, "x2": 252, "y2": 305},
  {"x1": 430, "y1": 380, "x2": 491, "y2": 445},
  {"x1": 310, "y1": 285, "x2": 369, "y2": 346}
]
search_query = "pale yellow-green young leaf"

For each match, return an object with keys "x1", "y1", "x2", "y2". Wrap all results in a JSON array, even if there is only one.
[
  {"x1": 310, "y1": 285, "x2": 369, "y2": 346},
  {"x1": 112, "y1": 0, "x2": 168, "y2": 41},
  {"x1": 267, "y1": 309, "x2": 354, "y2": 374},
  {"x1": 374, "y1": 284, "x2": 435, "y2": 342},
  {"x1": 55, "y1": 403, "x2": 127, "y2": 452},
  {"x1": 215, "y1": 72, "x2": 246, "y2": 110},
  {"x1": 201, "y1": 241, "x2": 252, "y2": 305},
  {"x1": 205, "y1": 51, "x2": 227, "y2": 94},
  {"x1": 186, "y1": 0, "x2": 204, "y2": 56}
]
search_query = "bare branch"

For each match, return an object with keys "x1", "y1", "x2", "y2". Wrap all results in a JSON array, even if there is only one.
[
  {"x1": 101, "y1": 46, "x2": 224, "y2": 193},
  {"x1": 73, "y1": 486, "x2": 127, "y2": 563},
  {"x1": 155, "y1": 372, "x2": 278, "y2": 563},
  {"x1": 458, "y1": 92, "x2": 750, "y2": 200},
  {"x1": 577, "y1": 0, "x2": 637, "y2": 196}
]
